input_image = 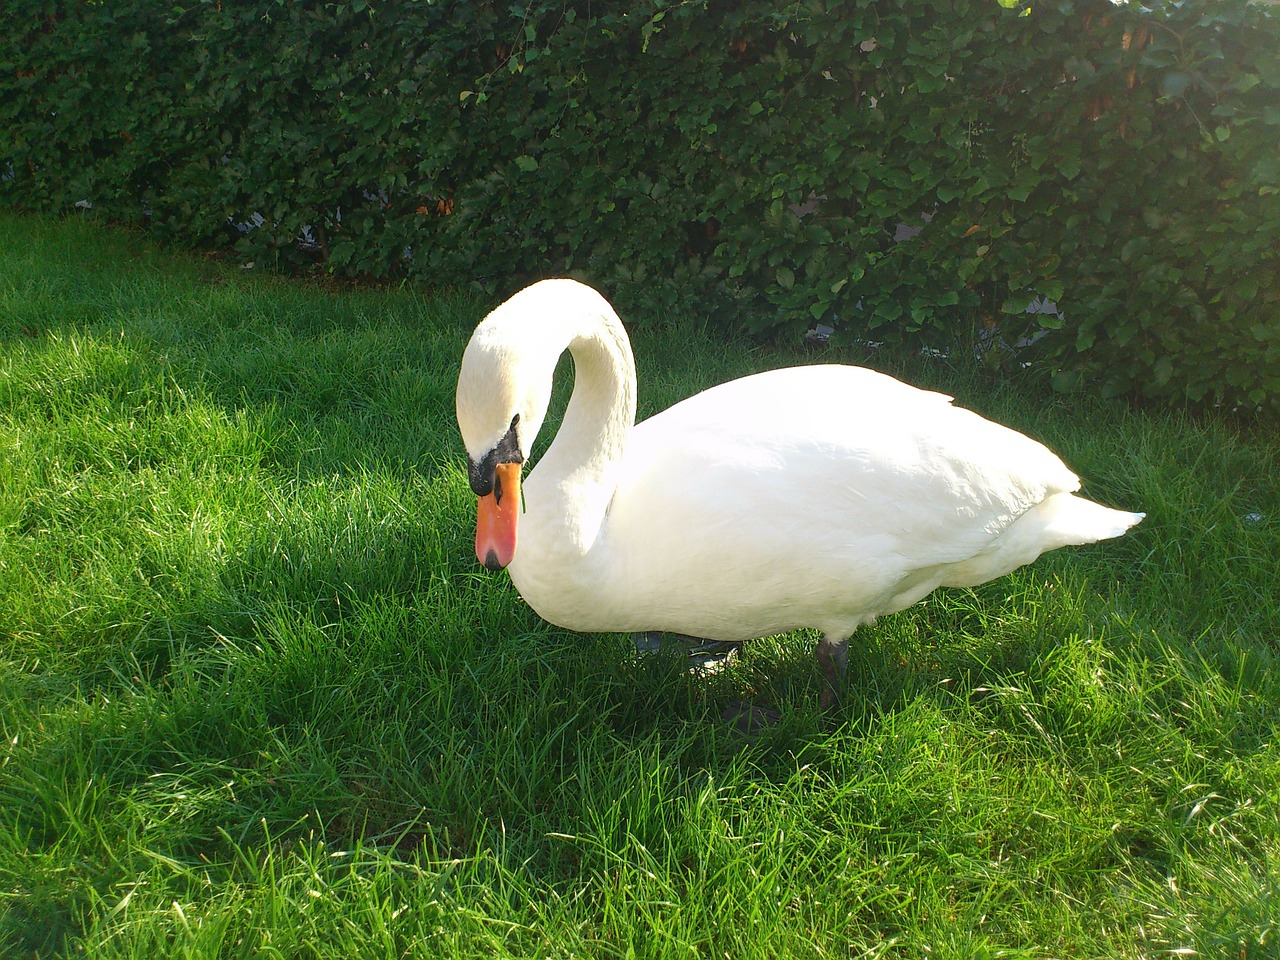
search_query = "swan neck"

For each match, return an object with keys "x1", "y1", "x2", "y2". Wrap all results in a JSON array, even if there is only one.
[{"x1": 552, "y1": 316, "x2": 636, "y2": 488}]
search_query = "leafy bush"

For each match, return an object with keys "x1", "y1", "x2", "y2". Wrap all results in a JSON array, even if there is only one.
[{"x1": 1, "y1": 0, "x2": 1277, "y2": 416}]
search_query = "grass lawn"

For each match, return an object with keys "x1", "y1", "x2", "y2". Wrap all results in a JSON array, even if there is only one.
[{"x1": 2, "y1": 211, "x2": 1278, "y2": 959}]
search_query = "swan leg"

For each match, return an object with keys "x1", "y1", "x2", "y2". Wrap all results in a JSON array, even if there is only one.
[{"x1": 815, "y1": 634, "x2": 850, "y2": 710}]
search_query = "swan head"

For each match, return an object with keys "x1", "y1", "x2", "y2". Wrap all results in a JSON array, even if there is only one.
[
  {"x1": 456, "y1": 298, "x2": 559, "y2": 571},
  {"x1": 462, "y1": 410, "x2": 524, "y2": 573},
  {"x1": 457, "y1": 279, "x2": 634, "y2": 572}
]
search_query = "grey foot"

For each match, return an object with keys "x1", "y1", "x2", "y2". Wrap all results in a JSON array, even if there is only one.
[{"x1": 635, "y1": 632, "x2": 741, "y2": 675}]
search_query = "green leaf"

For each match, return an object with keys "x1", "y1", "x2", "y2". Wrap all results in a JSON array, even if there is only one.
[
  {"x1": 1001, "y1": 293, "x2": 1035, "y2": 314},
  {"x1": 514, "y1": 156, "x2": 539, "y2": 173},
  {"x1": 1160, "y1": 72, "x2": 1192, "y2": 99},
  {"x1": 1051, "y1": 369, "x2": 1085, "y2": 393},
  {"x1": 1008, "y1": 182, "x2": 1035, "y2": 203}
]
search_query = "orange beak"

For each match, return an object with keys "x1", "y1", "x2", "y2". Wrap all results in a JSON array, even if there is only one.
[{"x1": 475, "y1": 461, "x2": 522, "y2": 570}]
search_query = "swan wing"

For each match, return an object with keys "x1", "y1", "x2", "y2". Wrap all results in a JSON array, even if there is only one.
[{"x1": 591, "y1": 365, "x2": 1088, "y2": 638}]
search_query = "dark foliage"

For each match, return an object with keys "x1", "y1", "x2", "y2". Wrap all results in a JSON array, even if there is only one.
[{"x1": 1, "y1": 0, "x2": 1277, "y2": 416}]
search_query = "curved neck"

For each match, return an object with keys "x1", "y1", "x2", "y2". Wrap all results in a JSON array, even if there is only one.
[{"x1": 531, "y1": 309, "x2": 637, "y2": 551}]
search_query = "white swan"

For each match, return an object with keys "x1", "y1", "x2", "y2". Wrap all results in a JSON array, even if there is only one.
[{"x1": 456, "y1": 279, "x2": 1143, "y2": 707}]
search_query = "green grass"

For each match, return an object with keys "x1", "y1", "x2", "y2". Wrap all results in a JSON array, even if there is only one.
[{"x1": 2, "y1": 211, "x2": 1278, "y2": 959}]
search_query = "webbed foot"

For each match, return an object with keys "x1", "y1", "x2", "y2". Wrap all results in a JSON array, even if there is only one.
[{"x1": 635, "y1": 632, "x2": 741, "y2": 675}]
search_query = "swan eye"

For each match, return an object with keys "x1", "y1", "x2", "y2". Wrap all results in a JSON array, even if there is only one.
[{"x1": 467, "y1": 414, "x2": 523, "y2": 497}]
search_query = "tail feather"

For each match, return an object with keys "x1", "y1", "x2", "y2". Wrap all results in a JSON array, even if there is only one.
[
  {"x1": 1041, "y1": 493, "x2": 1145, "y2": 547},
  {"x1": 938, "y1": 493, "x2": 1143, "y2": 589}
]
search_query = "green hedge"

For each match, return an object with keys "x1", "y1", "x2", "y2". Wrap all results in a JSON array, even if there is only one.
[{"x1": 2, "y1": 0, "x2": 1277, "y2": 417}]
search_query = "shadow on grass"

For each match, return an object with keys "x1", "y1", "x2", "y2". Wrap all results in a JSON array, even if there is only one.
[{"x1": 5, "y1": 215, "x2": 1280, "y2": 957}]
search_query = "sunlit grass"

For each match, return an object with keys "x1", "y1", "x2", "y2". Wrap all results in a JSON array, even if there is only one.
[{"x1": 2, "y1": 212, "x2": 1278, "y2": 958}]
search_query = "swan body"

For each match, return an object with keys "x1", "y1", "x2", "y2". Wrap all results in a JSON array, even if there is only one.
[{"x1": 456, "y1": 279, "x2": 1143, "y2": 705}]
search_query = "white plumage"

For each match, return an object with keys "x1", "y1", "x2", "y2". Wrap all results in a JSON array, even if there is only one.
[{"x1": 456, "y1": 279, "x2": 1143, "y2": 706}]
